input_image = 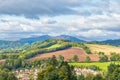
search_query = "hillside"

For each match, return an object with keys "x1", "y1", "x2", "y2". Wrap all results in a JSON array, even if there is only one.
[
  {"x1": 1, "y1": 39, "x2": 119, "y2": 62},
  {"x1": 0, "y1": 35, "x2": 86, "y2": 52},
  {"x1": 29, "y1": 48, "x2": 99, "y2": 62},
  {"x1": 7, "y1": 39, "x2": 119, "y2": 62},
  {"x1": 86, "y1": 44, "x2": 120, "y2": 55},
  {"x1": 19, "y1": 39, "x2": 91, "y2": 59}
]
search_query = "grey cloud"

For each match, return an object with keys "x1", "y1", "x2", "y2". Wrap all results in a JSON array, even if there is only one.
[
  {"x1": 0, "y1": 0, "x2": 76, "y2": 18},
  {"x1": 0, "y1": 0, "x2": 120, "y2": 41},
  {"x1": 0, "y1": 0, "x2": 112, "y2": 18},
  {"x1": 102, "y1": 26, "x2": 120, "y2": 32}
]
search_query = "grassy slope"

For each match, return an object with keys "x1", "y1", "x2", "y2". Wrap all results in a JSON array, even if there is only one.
[
  {"x1": 86, "y1": 44, "x2": 120, "y2": 55},
  {"x1": 47, "y1": 44, "x2": 62, "y2": 49},
  {"x1": 69, "y1": 62, "x2": 119, "y2": 71}
]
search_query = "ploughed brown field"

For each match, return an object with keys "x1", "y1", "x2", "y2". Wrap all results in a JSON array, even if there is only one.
[
  {"x1": 29, "y1": 48, "x2": 100, "y2": 62},
  {"x1": 0, "y1": 59, "x2": 5, "y2": 64}
]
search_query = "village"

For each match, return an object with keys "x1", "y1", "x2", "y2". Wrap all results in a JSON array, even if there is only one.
[
  {"x1": 13, "y1": 67, "x2": 99, "y2": 80},
  {"x1": 13, "y1": 68, "x2": 40, "y2": 80}
]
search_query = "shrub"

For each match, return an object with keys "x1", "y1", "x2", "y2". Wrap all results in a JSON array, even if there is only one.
[
  {"x1": 85, "y1": 56, "x2": 91, "y2": 62},
  {"x1": 99, "y1": 55, "x2": 108, "y2": 62},
  {"x1": 73, "y1": 55, "x2": 79, "y2": 62}
]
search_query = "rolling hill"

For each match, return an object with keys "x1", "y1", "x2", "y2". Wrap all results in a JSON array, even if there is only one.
[
  {"x1": 24, "y1": 39, "x2": 120, "y2": 62},
  {"x1": 1, "y1": 38, "x2": 120, "y2": 63},
  {"x1": 18, "y1": 39, "x2": 91, "y2": 60},
  {"x1": 86, "y1": 44, "x2": 120, "y2": 55},
  {"x1": 0, "y1": 35, "x2": 86, "y2": 50},
  {"x1": 29, "y1": 48, "x2": 99, "y2": 62},
  {"x1": 12, "y1": 39, "x2": 119, "y2": 62}
]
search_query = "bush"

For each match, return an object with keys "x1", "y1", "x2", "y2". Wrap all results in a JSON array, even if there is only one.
[
  {"x1": 93, "y1": 74, "x2": 104, "y2": 80},
  {"x1": 99, "y1": 55, "x2": 108, "y2": 62},
  {"x1": 37, "y1": 62, "x2": 76, "y2": 80},
  {"x1": 85, "y1": 56, "x2": 91, "y2": 62},
  {"x1": 105, "y1": 64, "x2": 120, "y2": 80},
  {"x1": 86, "y1": 65, "x2": 101, "y2": 71},
  {"x1": 77, "y1": 75, "x2": 85, "y2": 80},
  {"x1": 0, "y1": 69, "x2": 18, "y2": 80},
  {"x1": 110, "y1": 52, "x2": 120, "y2": 61},
  {"x1": 73, "y1": 55, "x2": 79, "y2": 62}
]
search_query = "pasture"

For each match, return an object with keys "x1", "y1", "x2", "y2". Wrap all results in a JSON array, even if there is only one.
[
  {"x1": 69, "y1": 62, "x2": 119, "y2": 71},
  {"x1": 86, "y1": 44, "x2": 120, "y2": 55},
  {"x1": 47, "y1": 44, "x2": 62, "y2": 49}
]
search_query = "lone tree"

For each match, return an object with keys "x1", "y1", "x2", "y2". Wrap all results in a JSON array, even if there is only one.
[
  {"x1": 85, "y1": 56, "x2": 91, "y2": 62},
  {"x1": 110, "y1": 52, "x2": 120, "y2": 62},
  {"x1": 99, "y1": 55, "x2": 108, "y2": 62},
  {"x1": 73, "y1": 55, "x2": 79, "y2": 62},
  {"x1": 58, "y1": 55, "x2": 64, "y2": 62}
]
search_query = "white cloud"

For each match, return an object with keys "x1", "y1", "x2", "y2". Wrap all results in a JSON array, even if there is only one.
[
  {"x1": 0, "y1": 0, "x2": 120, "y2": 41},
  {"x1": 0, "y1": 12, "x2": 120, "y2": 41}
]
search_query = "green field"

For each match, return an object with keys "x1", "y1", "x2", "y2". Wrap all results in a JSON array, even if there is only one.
[
  {"x1": 47, "y1": 44, "x2": 62, "y2": 49},
  {"x1": 69, "y1": 62, "x2": 119, "y2": 71}
]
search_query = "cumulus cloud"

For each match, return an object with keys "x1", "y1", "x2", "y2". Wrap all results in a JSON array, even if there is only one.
[
  {"x1": 0, "y1": 12, "x2": 120, "y2": 41},
  {"x1": 0, "y1": 0, "x2": 120, "y2": 41}
]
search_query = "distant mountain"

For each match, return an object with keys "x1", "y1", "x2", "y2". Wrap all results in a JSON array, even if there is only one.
[
  {"x1": 18, "y1": 35, "x2": 85, "y2": 43},
  {"x1": 0, "y1": 40, "x2": 21, "y2": 49},
  {"x1": 54, "y1": 35, "x2": 85, "y2": 42},
  {"x1": 100, "y1": 39, "x2": 120, "y2": 46},
  {"x1": 19, "y1": 35, "x2": 51, "y2": 43},
  {"x1": 76, "y1": 36, "x2": 91, "y2": 42},
  {"x1": 0, "y1": 35, "x2": 86, "y2": 49}
]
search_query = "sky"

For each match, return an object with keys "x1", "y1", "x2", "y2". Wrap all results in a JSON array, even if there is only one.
[{"x1": 0, "y1": 0, "x2": 120, "y2": 41}]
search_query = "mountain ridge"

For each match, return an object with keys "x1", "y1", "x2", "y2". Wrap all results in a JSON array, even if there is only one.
[
  {"x1": 18, "y1": 35, "x2": 86, "y2": 43},
  {"x1": 100, "y1": 39, "x2": 120, "y2": 46}
]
